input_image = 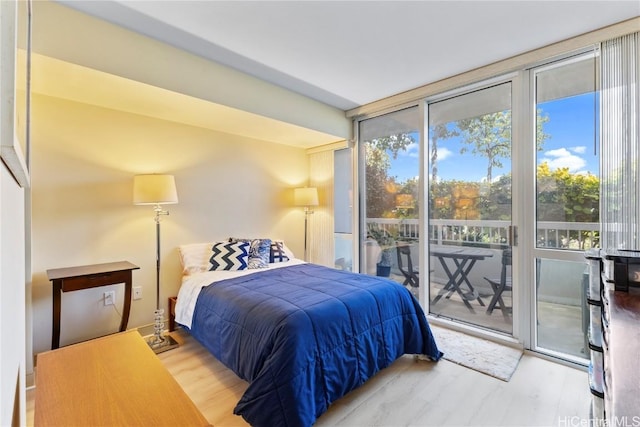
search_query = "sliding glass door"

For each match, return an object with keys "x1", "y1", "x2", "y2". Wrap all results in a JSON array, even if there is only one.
[
  {"x1": 532, "y1": 53, "x2": 599, "y2": 361},
  {"x1": 355, "y1": 51, "x2": 599, "y2": 363},
  {"x1": 427, "y1": 82, "x2": 514, "y2": 334}
]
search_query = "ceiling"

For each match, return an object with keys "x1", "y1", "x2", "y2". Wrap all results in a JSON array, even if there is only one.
[{"x1": 49, "y1": 0, "x2": 639, "y2": 147}]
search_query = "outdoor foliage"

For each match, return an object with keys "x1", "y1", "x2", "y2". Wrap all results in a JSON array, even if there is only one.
[
  {"x1": 365, "y1": 132, "x2": 416, "y2": 218},
  {"x1": 366, "y1": 109, "x2": 553, "y2": 221},
  {"x1": 457, "y1": 111, "x2": 512, "y2": 184},
  {"x1": 364, "y1": 143, "x2": 396, "y2": 218},
  {"x1": 536, "y1": 163, "x2": 599, "y2": 223},
  {"x1": 428, "y1": 164, "x2": 599, "y2": 222},
  {"x1": 364, "y1": 108, "x2": 599, "y2": 249}
]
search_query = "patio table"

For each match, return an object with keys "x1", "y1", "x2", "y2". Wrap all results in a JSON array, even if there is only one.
[{"x1": 430, "y1": 245, "x2": 494, "y2": 312}]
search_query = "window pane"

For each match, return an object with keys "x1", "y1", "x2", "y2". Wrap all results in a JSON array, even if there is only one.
[
  {"x1": 359, "y1": 107, "x2": 420, "y2": 296},
  {"x1": 535, "y1": 57, "x2": 599, "y2": 251},
  {"x1": 334, "y1": 148, "x2": 353, "y2": 271},
  {"x1": 534, "y1": 53, "x2": 598, "y2": 362}
]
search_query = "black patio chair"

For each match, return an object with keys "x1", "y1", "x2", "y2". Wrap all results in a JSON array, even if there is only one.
[
  {"x1": 396, "y1": 242, "x2": 419, "y2": 288},
  {"x1": 484, "y1": 248, "x2": 512, "y2": 317}
]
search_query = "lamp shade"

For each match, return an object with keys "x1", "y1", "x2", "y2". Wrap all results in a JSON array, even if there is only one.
[
  {"x1": 133, "y1": 174, "x2": 178, "y2": 205},
  {"x1": 294, "y1": 187, "x2": 319, "y2": 207}
]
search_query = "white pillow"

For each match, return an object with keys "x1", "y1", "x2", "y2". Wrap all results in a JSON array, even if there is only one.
[{"x1": 178, "y1": 243, "x2": 216, "y2": 276}]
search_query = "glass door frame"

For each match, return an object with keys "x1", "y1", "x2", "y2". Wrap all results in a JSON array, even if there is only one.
[
  {"x1": 524, "y1": 50, "x2": 599, "y2": 364},
  {"x1": 353, "y1": 48, "x2": 597, "y2": 358},
  {"x1": 423, "y1": 72, "x2": 522, "y2": 343}
]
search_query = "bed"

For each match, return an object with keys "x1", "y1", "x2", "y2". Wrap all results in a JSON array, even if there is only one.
[{"x1": 175, "y1": 240, "x2": 443, "y2": 427}]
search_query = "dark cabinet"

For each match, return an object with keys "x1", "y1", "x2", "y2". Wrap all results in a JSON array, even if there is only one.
[{"x1": 586, "y1": 249, "x2": 640, "y2": 422}]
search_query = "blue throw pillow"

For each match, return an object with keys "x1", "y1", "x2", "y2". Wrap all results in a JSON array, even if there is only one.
[
  {"x1": 209, "y1": 241, "x2": 249, "y2": 271},
  {"x1": 229, "y1": 238, "x2": 272, "y2": 269}
]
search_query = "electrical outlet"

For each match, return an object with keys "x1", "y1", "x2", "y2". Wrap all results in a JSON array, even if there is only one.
[
  {"x1": 133, "y1": 286, "x2": 142, "y2": 300},
  {"x1": 104, "y1": 291, "x2": 115, "y2": 306}
]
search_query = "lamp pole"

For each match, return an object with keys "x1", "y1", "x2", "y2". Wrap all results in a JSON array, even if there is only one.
[
  {"x1": 133, "y1": 173, "x2": 180, "y2": 354},
  {"x1": 303, "y1": 206, "x2": 311, "y2": 261},
  {"x1": 148, "y1": 204, "x2": 178, "y2": 352}
]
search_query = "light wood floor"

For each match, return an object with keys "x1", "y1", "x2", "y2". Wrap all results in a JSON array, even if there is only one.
[{"x1": 27, "y1": 328, "x2": 590, "y2": 426}]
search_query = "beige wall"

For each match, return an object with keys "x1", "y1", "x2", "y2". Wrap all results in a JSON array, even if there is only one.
[
  {"x1": 30, "y1": 94, "x2": 312, "y2": 354},
  {"x1": 32, "y1": 0, "x2": 349, "y2": 141}
]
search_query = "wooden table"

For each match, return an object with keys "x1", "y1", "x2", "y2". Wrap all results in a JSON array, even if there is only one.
[
  {"x1": 47, "y1": 261, "x2": 139, "y2": 349},
  {"x1": 35, "y1": 330, "x2": 210, "y2": 426},
  {"x1": 430, "y1": 245, "x2": 494, "y2": 312}
]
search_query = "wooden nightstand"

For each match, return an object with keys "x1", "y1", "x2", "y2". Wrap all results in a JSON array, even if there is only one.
[
  {"x1": 168, "y1": 296, "x2": 178, "y2": 332},
  {"x1": 46, "y1": 261, "x2": 140, "y2": 349}
]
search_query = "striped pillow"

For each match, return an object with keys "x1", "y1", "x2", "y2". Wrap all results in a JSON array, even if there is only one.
[
  {"x1": 228, "y1": 238, "x2": 272, "y2": 269},
  {"x1": 209, "y1": 241, "x2": 250, "y2": 271},
  {"x1": 269, "y1": 241, "x2": 290, "y2": 263}
]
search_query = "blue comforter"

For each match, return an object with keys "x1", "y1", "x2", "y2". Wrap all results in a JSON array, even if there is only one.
[{"x1": 190, "y1": 263, "x2": 442, "y2": 427}]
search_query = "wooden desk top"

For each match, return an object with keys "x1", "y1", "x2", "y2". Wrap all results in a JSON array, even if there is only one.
[
  {"x1": 35, "y1": 330, "x2": 210, "y2": 426},
  {"x1": 46, "y1": 261, "x2": 139, "y2": 281}
]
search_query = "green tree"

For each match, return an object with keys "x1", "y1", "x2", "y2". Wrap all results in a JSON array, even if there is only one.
[
  {"x1": 429, "y1": 180, "x2": 454, "y2": 219},
  {"x1": 457, "y1": 109, "x2": 550, "y2": 183},
  {"x1": 396, "y1": 177, "x2": 419, "y2": 219},
  {"x1": 364, "y1": 143, "x2": 395, "y2": 218},
  {"x1": 458, "y1": 111, "x2": 510, "y2": 183},
  {"x1": 536, "y1": 162, "x2": 599, "y2": 248},
  {"x1": 430, "y1": 124, "x2": 459, "y2": 183},
  {"x1": 368, "y1": 133, "x2": 415, "y2": 159},
  {"x1": 536, "y1": 162, "x2": 599, "y2": 223},
  {"x1": 477, "y1": 174, "x2": 512, "y2": 221},
  {"x1": 365, "y1": 132, "x2": 416, "y2": 218}
]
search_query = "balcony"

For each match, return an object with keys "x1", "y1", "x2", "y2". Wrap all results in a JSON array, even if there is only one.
[
  {"x1": 362, "y1": 218, "x2": 598, "y2": 360},
  {"x1": 367, "y1": 218, "x2": 599, "y2": 250}
]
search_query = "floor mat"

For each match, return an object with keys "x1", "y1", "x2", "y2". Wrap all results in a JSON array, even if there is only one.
[{"x1": 430, "y1": 325, "x2": 523, "y2": 381}]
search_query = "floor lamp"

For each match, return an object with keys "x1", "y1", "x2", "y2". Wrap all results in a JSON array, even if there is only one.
[
  {"x1": 294, "y1": 187, "x2": 319, "y2": 261},
  {"x1": 133, "y1": 174, "x2": 180, "y2": 353}
]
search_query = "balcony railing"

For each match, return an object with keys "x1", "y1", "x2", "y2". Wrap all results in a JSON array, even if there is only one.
[{"x1": 366, "y1": 218, "x2": 599, "y2": 250}]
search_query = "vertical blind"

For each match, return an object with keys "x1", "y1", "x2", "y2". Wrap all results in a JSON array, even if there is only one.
[{"x1": 600, "y1": 31, "x2": 640, "y2": 249}]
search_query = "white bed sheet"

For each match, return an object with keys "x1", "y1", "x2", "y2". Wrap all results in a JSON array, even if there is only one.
[{"x1": 175, "y1": 258, "x2": 307, "y2": 328}]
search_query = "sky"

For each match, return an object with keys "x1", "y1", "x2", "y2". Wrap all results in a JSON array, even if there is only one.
[{"x1": 388, "y1": 93, "x2": 599, "y2": 184}]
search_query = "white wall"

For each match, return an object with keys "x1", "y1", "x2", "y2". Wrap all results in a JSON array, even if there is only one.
[
  {"x1": 0, "y1": 0, "x2": 27, "y2": 424},
  {"x1": 0, "y1": 164, "x2": 26, "y2": 427},
  {"x1": 30, "y1": 93, "x2": 312, "y2": 354}
]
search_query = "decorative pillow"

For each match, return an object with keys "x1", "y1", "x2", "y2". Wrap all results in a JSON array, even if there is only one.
[
  {"x1": 228, "y1": 238, "x2": 272, "y2": 269},
  {"x1": 271, "y1": 240, "x2": 296, "y2": 261},
  {"x1": 179, "y1": 243, "x2": 217, "y2": 275},
  {"x1": 269, "y1": 241, "x2": 290, "y2": 263},
  {"x1": 209, "y1": 241, "x2": 250, "y2": 271}
]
